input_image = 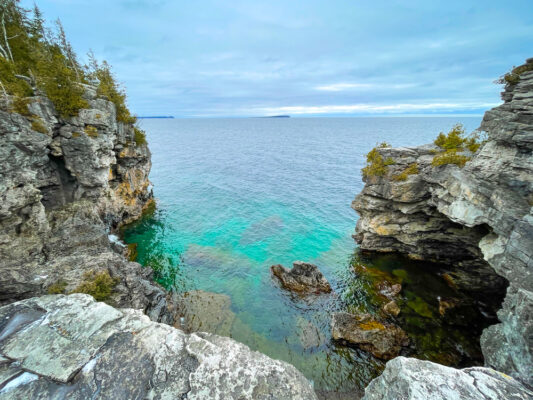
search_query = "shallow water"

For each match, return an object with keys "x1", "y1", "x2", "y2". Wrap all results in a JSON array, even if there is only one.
[{"x1": 123, "y1": 117, "x2": 495, "y2": 393}]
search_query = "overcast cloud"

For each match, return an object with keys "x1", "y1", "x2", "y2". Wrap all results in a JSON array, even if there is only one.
[{"x1": 23, "y1": 0, "x2": 533, "y2": 117}]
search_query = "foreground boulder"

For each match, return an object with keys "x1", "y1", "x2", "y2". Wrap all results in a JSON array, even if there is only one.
[
  {"x1": 363, "y1": 357, "x2": 533, "y2": 400},
  {"x1": 331, "y1": 312, "x2": 408, "y2": 359},
  {"x1": 0, "y1": 294, "x2": 318, "y2": 400},
  {"x1": 271, "y1": 261, "x2": 332, "y2": 294}
]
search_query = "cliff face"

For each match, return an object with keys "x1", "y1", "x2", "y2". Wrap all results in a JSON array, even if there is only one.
[
  {"x1": 0, "y1": 89, "x2": 317, "y2": 399},
  {"x1": 0, "y1": 86, "x2": 172, "y2": 322},
  {"x1": 354, "y1": 59, "x2": 533, "y2": 388}
]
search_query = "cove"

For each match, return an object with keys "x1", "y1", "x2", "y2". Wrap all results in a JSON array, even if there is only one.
[{"x1": 123, "y1": 117, "x2": 498, "y2": 396}]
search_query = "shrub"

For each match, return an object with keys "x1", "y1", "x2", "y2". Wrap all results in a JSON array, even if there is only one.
[
  {"x1": 392, "y1": 163, "x2": 419, "y2": 181},
  {"x1": 72, "y1": 270, "x2": 119, "y2": 301},
  {"x1": 84, "y1": 125, "x2": 98, "y2": 138},
  {"x1": 431, "y1": 151, "x2": 470, "y2": 167},
  {"x1": 47, "y1": 280, "x2": 67, "y2": 294},
  {"x1": 10, "y1": 96, "x2": 31, "y2": 115},
  {"x1": 134, "y1": 126, "x2": 147, "y2": 146},
  {"x1": 497, "y1": 62, "x2": 533, "y2": 85},
  {"x1": 31, "y1": 118, "x2": 47, "y2": 133},
  {"x1": 362, "y1": 142, "x2": 394, "y2": 178},
  {"x1": 434, "y1": 124, "x2": 465, "y2": 150}
]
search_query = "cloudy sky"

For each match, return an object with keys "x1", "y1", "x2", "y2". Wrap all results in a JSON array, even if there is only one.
[{"x1": 23, "y1": 0, "x2": 532, "y2": 117}]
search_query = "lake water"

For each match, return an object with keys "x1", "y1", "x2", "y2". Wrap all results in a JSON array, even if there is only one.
[{"x1": 123, "y1": 117, "x2": 495, "y2": 396}]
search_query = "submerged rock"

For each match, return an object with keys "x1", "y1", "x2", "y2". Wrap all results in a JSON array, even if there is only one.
[
  {"x1": 271, "y1": 261, "x2": 332, "y2": 294},
  {"x1": 296, "y1": 316, "x2": 326, "y2": 349},
  {"x1": 0, "y1": 294, "x2": 318, "y2": 400},
  {"x1": 363, "y1": 356, "x2": 533, "y2": 400},
  {"x1": 382, "y1": 300, "x2": 400, "y2": 317},
  {"x1": 331, "y1": 312, "x2": 409, "y2": 360},
  {"x1": 175, "y1": 290, "x2": 235, "y2": 337}
]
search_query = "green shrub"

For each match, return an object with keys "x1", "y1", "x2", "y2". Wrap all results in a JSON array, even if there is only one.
[
  {"x1": 72, "y1": 270, "x2": 118, "y2": 301},
  {"x1": 362, "y1": 142, "x2": 394, "y2": 178},
  {"x1": 84, "y1": 125, "x2": 98, "y2": 138},
  {"x1": 431, "y1": 151, "x2": 470, "y2": 167},
  {"x1": 47, "y1": 280, "x2": 67, "y2": 294},
  {"x1": 31, "y1": 118, "x2": 47, "y2": 133},
  {"x1": 10, "y1": 96, "x2": 31, "y2": 115},
  {"x1": 134, "y1": 127, "x2": 147, "y2": 146},
  {"x1": 392, "y1": 163, "x2": 419, "y2": 181},
  {"x1": 497, "y1": 62, "x2": 533, "y2": 85},
  {"x1": 434, "y1": 124, "x2": 465, "y2": 150}
]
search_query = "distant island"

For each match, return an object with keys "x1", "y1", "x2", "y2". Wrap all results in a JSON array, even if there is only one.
[
  {"x1": 258, "y1": 115, "x2": 291, "y2": 118},
  {"x1": 137, "y1": 116, "x2": 175, "y2": 119}
]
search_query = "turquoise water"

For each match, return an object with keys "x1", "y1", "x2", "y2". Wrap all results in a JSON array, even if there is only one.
[{"x1": 124, "y1": 117, "x2": 492, "y2": 394}]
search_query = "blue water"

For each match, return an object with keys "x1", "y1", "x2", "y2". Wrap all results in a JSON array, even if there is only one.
[{"x1": 124, "y1": 117, "x2": 485, "y2": 394}]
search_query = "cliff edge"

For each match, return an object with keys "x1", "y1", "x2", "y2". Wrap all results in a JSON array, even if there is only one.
[{"x1": 354, "y1": 59, "x2": 533, "y2": 396}]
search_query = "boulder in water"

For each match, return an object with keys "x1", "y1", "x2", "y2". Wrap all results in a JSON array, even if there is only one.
[
  {"x1": 271, "y1": 261, "x2": 332, "y2": 294},
  {"x1": 331, "y1": 312, "x2": 408, "y2": 360}
]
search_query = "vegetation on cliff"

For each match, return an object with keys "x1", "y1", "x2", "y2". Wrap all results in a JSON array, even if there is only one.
[
  {"x1": 362, "y1": 142, "x2": 395, "y2": 178},
  {"x1": 0, "y1": 0, "x2": 141, "y2": 133},
  {"x1": 431, "y1": 124, "x2": 483, "y2": 168}
]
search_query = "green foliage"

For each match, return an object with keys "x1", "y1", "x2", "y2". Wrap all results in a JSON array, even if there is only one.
[
  {"x1": 72, "y1": 270, "x2": 118, "y2": 302},
  {"x1": 497, "y1": 62, "x2": 533, "y2": 85},
  {"x1": 431, "y1": 124, "x2": 483, "y2": 168},
  {"x1": 84, "y1": 125, "x2": 98, "y2": 138},
  {"x1": 134, "y1": 126, "x2": 147, "y2": 145},
  {"x1": 362, "y1": 142, "x2": 394, "y2": 178},
  {"x1": 47, "y1": 280, "x2": 67, "y2": 294},
  {"x1": 31, "y1": 117, "x2": 47, "y2": 133},
  {"x1": 431, "y1": 151, "x2": 470, "y2": 167},
  {"x1": 91, "y1": 60, "x2": 136, "y2": 124},
  {"x1": 392, "y1": 163, "x2": 419, "y2": 181},
  {"x1": 10, "y1": 96, "x2": 30, "y2": 115},
  {"x1": 0, "y1": 1, "x2": 135, "y2": 121}
]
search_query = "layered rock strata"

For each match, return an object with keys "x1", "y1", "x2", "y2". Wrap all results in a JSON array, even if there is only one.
[
  {"x1": 0, "y1": 294, "x2": 317, "y2": 399},
  {"x1": 0, "y1": 87, "x2": 175, "y2": 323},
  {"x1": 354, "y1": 59, "x2": 533, "y2": 389}
]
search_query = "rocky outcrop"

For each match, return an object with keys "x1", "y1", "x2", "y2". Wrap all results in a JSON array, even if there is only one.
[
  {"x1": 271, "y1": 261, "x2": 332, "y2": 294},
  {"x1": 0, "y1": 87, "x2": 177, "y2": 324},
  {"x1": 353, "y1": 59, "x2": 533, "y2": 388},
  {"x1": 331, "y1": 312, "x2": 409, "y2": 360},
  {"x1": 0, "y1": 294, "x2": 317, "y2": 399},
  {"x1": 362, "y1": 357, "x2": 533, "y2": 400}
]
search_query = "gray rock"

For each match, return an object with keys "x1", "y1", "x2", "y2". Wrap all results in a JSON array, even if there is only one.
[
  {"x1": 331, "y1": 312, "x2": 408, "y2": 360},
  {"x1": 363, "y1": 357, "x2": 533, "y2": 400},
  {"x1": 352, "y1": 59, "x2": 533, "y2": 385},
  {"x1": 271, "y1": 261, "x2": 332, "y2": 294},
  {"x1": 0, "y1": 294, "x2": 318, "y2": 400}
]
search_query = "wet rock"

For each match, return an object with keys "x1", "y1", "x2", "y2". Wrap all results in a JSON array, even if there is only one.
[
  {"x1": 0, "y1": 294, "x2": 318, "y2": 400},
  {"x1": 331, "y1": 312, "x2": 408, "y2": 360},
  {"x1": 363, "y1": 356, "x2": 533, "y2": 400},
  {"x1": 382, "y1": 301, "x2": 400, "y2": 317},
  {"x1": 175, "y1": 290, "x2": 235, "y2": 337},
  {"x1": 377, "y1": 282, "x2": 401, "y2": 299},
  {"x1": 271, "y1": 261, "x2": 332, "y2": 294},
  {"x1": 438, "y1": 297, "x2": 459, "y2": 316}
]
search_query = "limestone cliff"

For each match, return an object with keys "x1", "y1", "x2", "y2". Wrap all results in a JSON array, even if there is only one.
[
  {"x1": 0, "y1": 86, "x2": 173, "y2": 322},
  {"x1": 354, "y1": 59, "x2": 533, "y2": 391}
]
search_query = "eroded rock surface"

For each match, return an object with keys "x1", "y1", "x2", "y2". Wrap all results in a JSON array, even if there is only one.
[
  {"x1": 331, "y1": 312, "x2": 409, "y2": 360},
  {"x1": 362, "y1": 356, "x2": 533, "y2": 400},
  {"x1": 271, "y1": 261, "x2": 332, "y2": 294},
  {"x1": 353, "y1": 59, "x2": 533, "y2": 385},
  {"x1": 0, "y1": 87, "x2": 176, "y2": 324},
  {"x1": 0, "y1": 294, "x2": 317, "y2": 400}
]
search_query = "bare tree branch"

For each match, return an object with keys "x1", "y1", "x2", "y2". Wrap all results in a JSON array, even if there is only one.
[{"x1": 1, "y1": 12, "x2": 13, "y2": 62}]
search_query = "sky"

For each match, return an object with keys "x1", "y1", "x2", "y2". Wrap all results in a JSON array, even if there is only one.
[{"x1": 22, "y1": 0, "x2": 533, "y2": 117}]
